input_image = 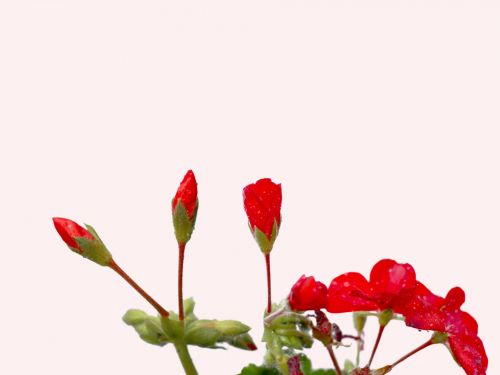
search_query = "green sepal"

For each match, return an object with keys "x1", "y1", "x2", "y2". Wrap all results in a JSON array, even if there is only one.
[
  {"x1": 432, "y1": 331, "x2": 448, "y2": 344},
  {"x1": 353, "y1": 312, "x2": 367, "y2": 333},
  {"x1": 172, "y1": 199, "x2": 197, "y2": 245},
  {"x1": 252, "y1": 220, "x2": 279, "y2": 254},
  {"x1": 74, "y1": 227, "x2": 112, "y2": 266},
  {"x1": 378, "y1": 309, "x2": 394, "y2": 327}
]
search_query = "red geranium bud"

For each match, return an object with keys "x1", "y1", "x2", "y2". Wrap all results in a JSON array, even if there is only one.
[
  {"x1": 52, "y1": 217, "x2": 112, "y2": 266},
  {"x1": 243, "y1": 178, "x2": 281, "y2": 253},
  {"x1": 172, "y1": 170, "x2": 198, "y2": 245},
  {"x1": 289, "y1": 275, "x2": 327, "y2": 311},
  {"x1": 53, "y1": 217, "x2": 94, "y2": 253},
  {"x1": 172, "y1": 170, "x2": 198, "y2": 219}
]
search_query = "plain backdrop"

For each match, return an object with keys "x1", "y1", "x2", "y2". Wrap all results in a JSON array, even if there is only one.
[{"x1": 0, "y1": 1, "x2": 498, "y2": 374}]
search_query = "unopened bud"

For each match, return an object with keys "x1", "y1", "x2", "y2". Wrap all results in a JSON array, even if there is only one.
[
  {"x1": 225, "y1": 332, "x2": 257, "y2": 351},
  {"x1": 215, "y1": 320, "x2": 250, "y2": 336},
  {"x1": 184, "y1": 320, "x2": 221, "y2": 347},
  {"x1": 53, "y1": 218, "x2": 112, "y2": 266},
  {"x1": 172, "y1": 170, "x2": 198, "y2": 245}
]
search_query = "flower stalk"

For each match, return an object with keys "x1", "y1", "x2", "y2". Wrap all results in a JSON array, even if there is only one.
[{"x1": 109, "y1": 259, "x2": 169, "y2": 317}]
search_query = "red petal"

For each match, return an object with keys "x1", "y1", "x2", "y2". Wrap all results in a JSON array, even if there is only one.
[
  {"x1": 446, "y1": 311, "x2": 478, "y2": 337},
  {"x1": 443, "y1": 287, "x2": 466, "y2": 312},
  {"x1": 289, "y1": 275, "x2": 327, "y2": 311},
  {"x1": 326, "y1": 272, "x2": 378, "y2": 313},
  {"x1": 243, "y1": 178, "x2": 282, "y2": 238},
  {"x1": 448, "y1": 335, "x2": 488, "y2": 375},
  {"x1": 172, "y1": 170, "x2": 198, "y2": 219},
  {"x1": 53, "y1": 217, "x2": 94, "y2": 251},
  {"x1": 370, "y1": 259, "x2": 417, "y2": 296},
  {"x1": 402, "y1": 282, "x2": 446, "y2": 332}
]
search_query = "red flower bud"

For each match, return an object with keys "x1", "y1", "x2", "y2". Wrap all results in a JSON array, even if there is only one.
[
  {"x1": 289, "y1": 275, "x2": 327, "y2": 311},
  {"x1": 52, "y1": 217, "x2": 112, "y2": 266},
  {"x1": 53, "y1": 217, "x2": 94, "y2": 253},
  {"x1": 172, "y1": 170, "x2": 198, "y2": 219},
  {"x1": 172, "y1": 170, "x2": 198, "y2": 245},
  {"x1": 243, "y1": 178, "x2": 281, "y2": 253}
]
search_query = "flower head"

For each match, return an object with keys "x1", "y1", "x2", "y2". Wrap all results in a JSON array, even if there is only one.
[
  {"x1": 401, "y1": 285, "x2": 488, "y2": 375},
  {"x1": 243, "y1": 178, "x2": 281, "y2": 253},
  {"x1": 289, "y1": 275, "x2": 327, "y2": 311},
  {"x1": 326, "y1": 259, "x2": 416, "y2": 314}
]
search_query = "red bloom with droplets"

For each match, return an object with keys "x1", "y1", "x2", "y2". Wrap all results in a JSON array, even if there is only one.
[
  {"x1": 401, "y1": 285, "x2": 488, "y2": 375},
  {"x1": 53, "y1": 217, "x2": 94, "y2": 253},
  {"x1": 172, "y1": 170, "x2": 198, "y2": 219},
  {"x1": 289, "y1": 275, "x2": 327, "y2": 311},
  {"x1": 326, "y1": 259, "x2": 417, "y2": 313},
  {"x1": 243, "y1": 178, "x2": 282, "y2": 239}
]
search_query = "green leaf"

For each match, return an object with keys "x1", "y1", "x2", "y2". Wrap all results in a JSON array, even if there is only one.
[{"x1": 239, "y1": 364, "x2": 280, "y2": 375}]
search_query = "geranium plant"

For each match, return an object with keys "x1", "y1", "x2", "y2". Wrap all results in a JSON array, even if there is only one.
[{"x1": 53, "y1": 171, "x2": 488, "y2": 375}]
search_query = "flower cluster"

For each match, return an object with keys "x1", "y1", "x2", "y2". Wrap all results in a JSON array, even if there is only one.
[
  {"x1": 288, "y1": 259, "x2": 488, "y2": 375},
  {"x1": 52, "y1": 171, "x2": 488, "y2": 375}
]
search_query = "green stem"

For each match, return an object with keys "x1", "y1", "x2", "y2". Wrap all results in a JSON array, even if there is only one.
[{"x1": 174, "y1": 342, "x2": 198, "y2": 375}]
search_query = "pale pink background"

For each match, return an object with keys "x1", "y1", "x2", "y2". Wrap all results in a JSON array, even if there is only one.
[{"x1": 1, "y1": 1, "x2": 498, "y2": 374}]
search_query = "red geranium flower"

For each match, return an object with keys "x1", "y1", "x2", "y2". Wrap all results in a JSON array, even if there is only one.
[
  {"x1": 172, "y1": 170, "x2": 198, "y2": 219},
  {"x1": 289, "y1": 275, "x2": 328, "y2": 311},
  {"x1": 401, "y1": 285, "x2": 488, "y2": 375},
  {"x1": 53, "y1": 217, "x2": 94, "y2": 253},
  {"x1": 243, "y1": 178, "x2": 282, "y2": 240},
  {"x1": 326, "y1": 259, "x2": 417, "y2": 313}
]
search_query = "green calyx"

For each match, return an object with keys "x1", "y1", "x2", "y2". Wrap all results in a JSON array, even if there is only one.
[
  {"x1": 252, "y1": 220, "x2": 279, "y2": 254},
  {"x1": 172, "y1": 199, "x2": 198, "y2": 245},
  {"x1": 431, "y1": 331, "x2": 449, "y2": 344},
  {"x1": 378, "y1": 309, "x2": 394, "y2": 327},
  {"x1": 73, "y1": 224, "x2": 112, "y2": 266},
  {"x1": 353, "y1": 312, "x2": 367, "y2": 333}
]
